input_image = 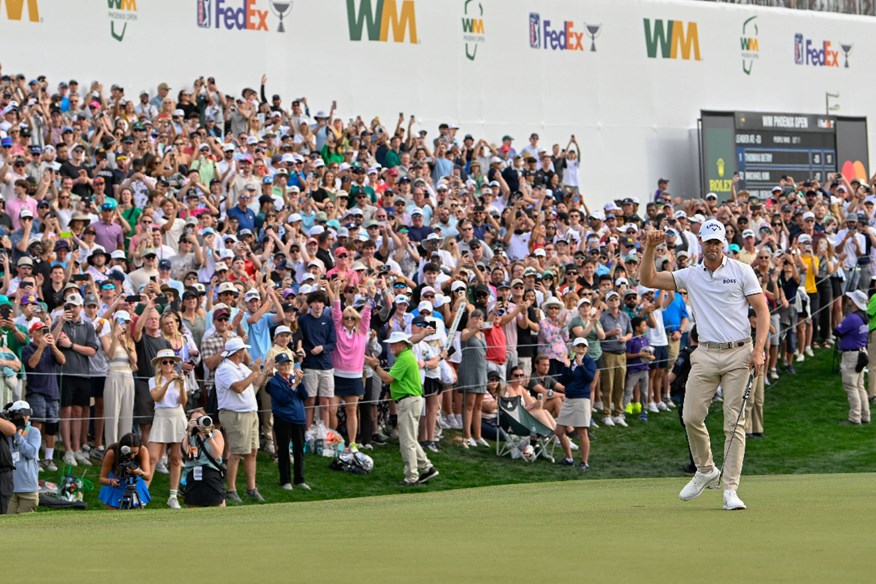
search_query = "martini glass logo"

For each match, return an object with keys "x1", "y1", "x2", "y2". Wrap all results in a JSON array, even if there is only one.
[
  {"x1": 584, "y1": 23, "x2": 601, "y2": 52},
  {"x1": 841, "y1": 44, "x2": 852, "y2": 68},
  {"x1": 270, "y1": 0, "x2": 293, "y2": 32}
]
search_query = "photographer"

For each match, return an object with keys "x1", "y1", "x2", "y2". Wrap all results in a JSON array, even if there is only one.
[
  {"x1": 0, "y1": 404, "x2": 20, "y2": 513},
  {"x1": 98, "y1": 433, "x2": 152, "y2": 510},
  {"x1": 181, "y1": 408, "x2": 226, "y2": 508},
  {"x1": 3, "y1": 401, "x2": 40, "y2": 513}
]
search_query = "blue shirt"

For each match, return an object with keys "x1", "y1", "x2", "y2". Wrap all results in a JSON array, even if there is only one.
[
  {"x1": 266, "y1": 373, "x2": 308, "y2": 424},
  {"x1": 662, "y1": 294, "x2": 690, "y2": 333},
  {"x1": 245, "y1": 312, "x2": 275, "y2": 361},
  {"x1": 12, "y1": 424, "x2": 41, "y2": 493},
  {"x1": 299, "y1": 311, "x2": 337, "y2": 370},
  {"x1": 560, "y1": 356, "x2": 597, "y2": 400},
  {"x1": 836, "y1": 311, "x2": 868, "y2": 351},
  {"x1": 227, "y1": 205, "x2": 256, "y2": 232}
]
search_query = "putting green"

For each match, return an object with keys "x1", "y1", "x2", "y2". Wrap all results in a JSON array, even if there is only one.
[{"x1": 6, "y1": 473, "x2": 874, "y2": 582}]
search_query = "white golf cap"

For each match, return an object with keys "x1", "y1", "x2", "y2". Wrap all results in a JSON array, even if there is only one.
[
  {"x1": 274, "y1": 325, "x2": 292, "y2": 336},
  {"x1": 394, "y1": 294, "x2": 410, "y2": 305},
  {"x1": 700, "y1": 219, "x2": 727, "y2": 243},
  {"x1": 572, "y1": 337, "x2": 589, "y2": 348},
  {"x1": 742, "y1": 229, "x2": 755, "y2": 239},
  {"x1": 845, "y1": 290, "x2": 868, "y2": 312},
  {"x1": 417, "y1": 301, "x2": 433, "y2": 313},
  {"x1": 222, "y1": 337, "x2": 251, "y2": 357},
  {"x1": 244, "y1": 288, "x2": 261, "y2": 301},
  {"x1": 451, "y1": 281, "x2": 466, "y2": 292},
  {"x1": 383, "y1": 331, "x2": 412, "y2": 345},
  {"x1": 802, "y1": 211, "x2": 816, "y2": 220}
]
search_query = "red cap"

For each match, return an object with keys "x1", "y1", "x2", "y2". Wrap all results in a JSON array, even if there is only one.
[
  {"x1": 29, "y1": 321, "x2": 47, "y2": 334},
  {"x1": 334, "y1": 247, "x2": 349, "y2": 257}
]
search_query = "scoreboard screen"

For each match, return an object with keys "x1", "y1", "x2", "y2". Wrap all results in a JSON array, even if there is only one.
[{"x1": 699, "y1": 110, "x2": 868, "y2": 200}]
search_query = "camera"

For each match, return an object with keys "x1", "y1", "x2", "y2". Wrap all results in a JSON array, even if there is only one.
[
  {"x1": 117, "y1": 445, "x2": 140, "y2": 478},
  {"x1": 0, "y1": 305, "x2": 12, "y2": 319},
  {"x1": 0, "y1": 410, "x2": 27, "y2": 430},
  {"x1": 191, "y1": 415, "x2": 213, "y2": 436}
]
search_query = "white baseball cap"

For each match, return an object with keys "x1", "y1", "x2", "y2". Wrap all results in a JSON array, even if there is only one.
[{"x1": 700, "y1": 219, "x2": 727, "y2": 243}]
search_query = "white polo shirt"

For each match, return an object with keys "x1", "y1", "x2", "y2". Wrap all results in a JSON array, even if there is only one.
[
  {"x1": 215, "y1": 359, "x2": 258, "y2": 412},
  {"x1": 671, "y1": 255, "x2": 762, "y2": 344}
]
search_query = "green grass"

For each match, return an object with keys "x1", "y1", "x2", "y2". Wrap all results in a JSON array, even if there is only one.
[
  {"x1": 33, "y1": 346, "x2": 876, "y2": 509},
  {"x1": 5, "y1": 473, "x2": 874, "y2": 582}
]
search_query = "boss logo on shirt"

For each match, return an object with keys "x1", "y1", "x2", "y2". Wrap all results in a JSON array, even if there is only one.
[{"x1": 723, "y1": 278, "x2": 738, "y2": 284}]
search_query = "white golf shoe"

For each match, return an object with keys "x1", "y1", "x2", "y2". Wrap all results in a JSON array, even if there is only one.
[
  {"x1": 722, "y1": 489, "x2": 746, "y2": 510},
  {"x1": 679, "y1": 467, "x2": 721, "y2": 501}
]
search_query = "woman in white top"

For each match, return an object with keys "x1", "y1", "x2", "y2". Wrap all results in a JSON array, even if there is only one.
[{"x1": 147, "y1": 348, "x2": 188, "y2": 509}]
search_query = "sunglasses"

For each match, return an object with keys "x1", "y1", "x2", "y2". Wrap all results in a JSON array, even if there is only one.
[
  {"x1": 512, "y1": 373, "x2": 526, "y2": 378},
  {"x1": 216, "y1": 317, "x2": 230, "y2": 322},
  {"x1": 160, "y1": 360, "x2": 175, "y2": 365},
  {"x1": 343, "y1": 316, "x2": 358, "y2": 321}
]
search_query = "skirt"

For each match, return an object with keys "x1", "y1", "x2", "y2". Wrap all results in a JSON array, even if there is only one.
[
  {"x1": 182, "y1": 466, "x2": 226, "y2": 507},
  {"x1": 334, "y1": 375, "x2": 365, "y2": 397},
  {"x1": 98, "y1": 474, "x2": 152, "y2": 508},
  {"x1": 150, "y1": 407, "x2": 187, "y2": 443},
  {"x1": 556, "y1": 397, "x2": 592, "y2": 428}
]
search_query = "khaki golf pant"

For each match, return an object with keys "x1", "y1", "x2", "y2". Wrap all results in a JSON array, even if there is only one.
[
  {"x1": 840, "y1": 351, "x2": 871, "y2": 424},
  {"x1": 683, "y1": 342, "x2": 752, "y2": 491},
  {"x1": 745, "y1": 371, "x2": 765, "y2": 435},
  {"x1": 600, "y1": 352, "x2": 626, "y2": 417},
  {"x1": 397, "y1": 396, "x2": 431, "y2": 483}
]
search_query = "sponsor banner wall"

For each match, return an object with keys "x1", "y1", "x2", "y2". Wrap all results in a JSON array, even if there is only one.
[{"x1": 1, "y1": 0, "x2": 873, "y2": 203}]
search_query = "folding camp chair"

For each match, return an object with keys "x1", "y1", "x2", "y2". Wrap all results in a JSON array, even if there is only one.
[{"x1": 497, "y1": 396, "x2": 556, "y2": 463}]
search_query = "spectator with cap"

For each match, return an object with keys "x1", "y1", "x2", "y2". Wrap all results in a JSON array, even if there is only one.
[
  {"x1": 22, "y1": 320, "x2": 65, "y2": 472},
  {"x1": 554, "y1": 337, "x2": 596, "y2": 470},
  {"x1": 93, "y1": 199, "x2": 124, "y2": 251},
  {"x1": 215, "y1": 337, "x2": 273, "y2": 504},
  {"x1": 265, "y1": 352, "x2": 309, "y2": 491},
  {"x1": 599, "y1": 290, "x2": 633, "y2": 427},
  {"x1": 4, "y1": 400, "x2": 40, "y2": 513},
  {"x1": 835, "y1": 290, "x2": 870, "y2": 425}
]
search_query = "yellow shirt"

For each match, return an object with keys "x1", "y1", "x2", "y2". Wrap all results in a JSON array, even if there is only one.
[{"x1": 801, "y1": 254, "x2": 819, "y2": 294}]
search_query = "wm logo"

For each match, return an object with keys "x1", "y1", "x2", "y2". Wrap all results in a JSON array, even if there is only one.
[
  {"x1": 643, "y1": 19, "x2": 701, "y2": 60},
  {"x1": 462, "y1": 17, "x2": 483, "y2": 35},
  {"x1": 740, "y1": 37, "x2": 758, "y2": 51},
  {"x1": 346, "y1": 0, "x2": 418, "y2": 44},
  {"x1": 1, "y1": 0, "x2": 40, "y2": 21},
  {"x1": 108, "y1": 0, "x2": 136, "y2": 8}
]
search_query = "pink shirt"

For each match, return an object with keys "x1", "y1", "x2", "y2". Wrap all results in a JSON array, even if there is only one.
[
  {"x1": 8, "y1": 196, "x2": 38, "y2": 231},
  {"x1": 330, "y1": 299, "x2": 371, "y2": 378}
]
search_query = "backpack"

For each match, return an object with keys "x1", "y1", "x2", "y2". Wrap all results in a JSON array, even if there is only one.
[{"x1": 329, "y1": 451, "x2": 374, "y2": 475}]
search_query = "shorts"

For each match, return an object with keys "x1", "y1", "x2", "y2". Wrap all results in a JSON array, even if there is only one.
[
  {"x1": 334, "y1": 375, "x2": 364, "y2": 397},
  {"x1": 133, "y1": 379, "x2": 155, "y2": 425},
  {"x1": 61, "y1": 376, "x2": 91, "y2": 408},
  {"x1": 770, "y1": 313, "x2": 781, "y2": 347},
  {"x1": 423, "y1": 377, "x2": 441, "y2": 397},
  {"x1": 303, "y1": 369, "x2": 334, "y2": 398},
  {"x1": 556, "y1": 397, "x2": 591, "y2": 428},
  {"x1": 91, "y1": 376, "x2": 107, "y2": 399},
  {"x1": 652, "y1": 345, "x2": 669, "y2": 370},
  {"x1": 26, "y1": 393, "x2": 60, "y2": 423},
  {"x1": 219, "y1": 410, "x2": 259, "y2": 455}
]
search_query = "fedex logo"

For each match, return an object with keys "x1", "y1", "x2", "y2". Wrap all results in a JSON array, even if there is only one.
[
  {"x1": 198, "y1": 0, "x2": 268, "y2": 32},
  {"x1": 529, "y1": 13, "x2": 584, "y2": 52},
  {"x1": 794, "y1": 34, "x2": 839, "y2": 67}
]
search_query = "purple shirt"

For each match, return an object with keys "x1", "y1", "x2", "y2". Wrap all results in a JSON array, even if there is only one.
[
  {"x1": 836, "y1": 311, "x2": 868, "y2": 351},
  {"x1": 92, "y1": 219, "x2": 124, "y2": 251},
  {"x1": 626, "y1": 335, "x2": 650, "y2": 373}
]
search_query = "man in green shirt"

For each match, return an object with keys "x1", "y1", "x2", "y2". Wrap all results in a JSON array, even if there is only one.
[
  {"x1": 365, "y1": 332, "x2": 438, "y2": 486},
  {"x1": 866, "y1": 292, "x2": 876, "y2": 401}
]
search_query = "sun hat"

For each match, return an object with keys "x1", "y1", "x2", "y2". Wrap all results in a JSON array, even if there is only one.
[
  {"x1": 222, "y1": 337, "x2": 251, "y2": 358},
  {"x1": 383, "y1": 331, "x2": 413, "y2": 346},
  {"x1": 150, "y1": 348, "x2": 181, "y2": 369}
]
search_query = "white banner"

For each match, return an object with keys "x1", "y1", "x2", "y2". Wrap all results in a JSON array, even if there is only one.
[{"x1": 1, "y1": 0, "x2": 873, "y2": 204}]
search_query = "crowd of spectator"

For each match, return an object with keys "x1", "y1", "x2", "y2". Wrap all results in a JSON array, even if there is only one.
[{"x1": 0, "y1": 70, "x2": 872, "y2": 511}]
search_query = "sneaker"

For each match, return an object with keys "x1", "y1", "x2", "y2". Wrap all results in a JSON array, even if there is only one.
[
  {"x1": 246, "y1": 488, "x2": 265, "y2": 503},
  {"x1": 663, "y1": 397, "x2": 676, "y2": 410},
  {"x1": 281, "y1": 483, "x2": 293, "y2": 491},
  {"x1": 769, "y1": 369, "x2": 779, "y2": 380},
  {"x1": 557, "y1": 458, "x2": 575, "y2": 466},
  {"x1": 763, "y1": 377, "x2": 771, "y2": 387},
  {"x1": 639, "y1": 412, "x2": 648, "y2": 422},
  {"x1": 633, "y1": 402, "x2": 643, "y2": 414},
  {"x1": 568, "y1": 441, "x2": 579, "y2": 451},
  {"x1": 657, "y1": 401, "x2": 668, "y2": 411},
  {"x1": 465, "y1": 438, "x2": 477, "y2": 448},
  {"x1": 722, "y1": 489, "x2": 746, "y2": 510},
  {"x1": 417, "y1": 466, "x2": 439, "y2": 484},
  {"x1": 602, "y1": 416, "x2": 615, "y2": 427},
  {"x1": 624, "y1": 403, "x2": 634, "y2": 415},
  {"x1": 438, "y1": 415, "x2": 451, "y2": 430},
  {"x1": 295, "y1": 482, "x2": 312, "y2": 491},
  {"x1": 805, "y1": 346, "x2": 814, "y2": 357},
  {"x1": 476, "y1": 437, "x2": 490, "y2": 447},
  {"x1": 74, "y1": 450, "x2": 92, "y2": 466},
  {"x1": 796, "y1": 352, "x2": 804, "y2": 363},
  {"x1": 426, "y1": 442, "x2": 440, "y2": 454},
  {"x1": 398, "y1": 480, "x2": 419, "y2": 487},
  {"x1": 63, "y1": 451, "x2": 77, "y2": 467},
  {"x1": 590, "y1": 419, "x2": 599, "y2": 429},
  {"x1": 154, "y1": 459, "x2": 169, "y2": 474},
  {"x1": 786, "y1": 364, "x2": 797, "y2": 375},
  {"x1": 359, "y1": 443, "x2": 374, "y2": 451},
  {"x1": 265, "y1": 442, "x2": 276, "y2": 455},
  {"x1": 90, "y1": 447, "x2": 106, "y2": 462},
  {"x1": 679, "y1": 467, "x2": 721, "y2": 501},
  {"x1": 167, "y1": 496, "x2": 181, "y2": 509},
  {"x1": 371, "y1": 434, "x2": 387, "y2": 446},
  {"x1": 612, "y1": 415, "x2": 628, "y2": 428},
  {"x1": 349, "y1": 442, "x2": 359, "y2": 453},
  {"x1": 452, "y1": 414, "x2": 464, "y2": 429},
  {"x1": 647, "y1": 402, "x2": 660, "y2": 414},
  {"x1": 225, "y1": 491, "x2": 243, "y2": 505},
  {"x1": 593, "y1": 402, "x2": 604, "y2": 412},
  {"x1": 43, "y1": 459, "x2": 58, "y2": 472},
  {"x1": 579, "y1": 462, "x2": 590, "y2": 472}
]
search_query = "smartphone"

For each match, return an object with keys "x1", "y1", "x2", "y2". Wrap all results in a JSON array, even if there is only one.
[
  {"x1": 155, "y1": 294, "x2": 168, "y2": 305},
  {"x1": 59, "y1": 231, "x2": 73, "y2": 238},
  {"x1": 149, "y1": 276, "x2": 157, "y2": 282},
  {"x1": 73, "y1": 274, "x2": 88, "y2": 282},
  {"x1": 125, "y1": 295, "x2": 141, "y2": 303}
]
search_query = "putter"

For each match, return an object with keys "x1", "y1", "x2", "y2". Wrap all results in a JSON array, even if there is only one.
[{"x1": 717, "y1": 369, "x2": 756, "y2": 485}]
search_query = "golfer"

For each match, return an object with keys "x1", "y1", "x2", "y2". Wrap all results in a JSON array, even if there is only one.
[
  {"x1": 640, "y1": 220, "x2": 769, "y2": 510},
  {"x1": 365, "y1": 332, "x2": 438, "y2": 487}
]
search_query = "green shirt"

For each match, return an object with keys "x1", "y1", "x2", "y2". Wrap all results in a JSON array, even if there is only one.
[
  {"x1": 387, "y1": 346, "x2": 422, "y2": 401},
  {"x1": 867, "y1": 293, "x2": 876, "y2": 333}
]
